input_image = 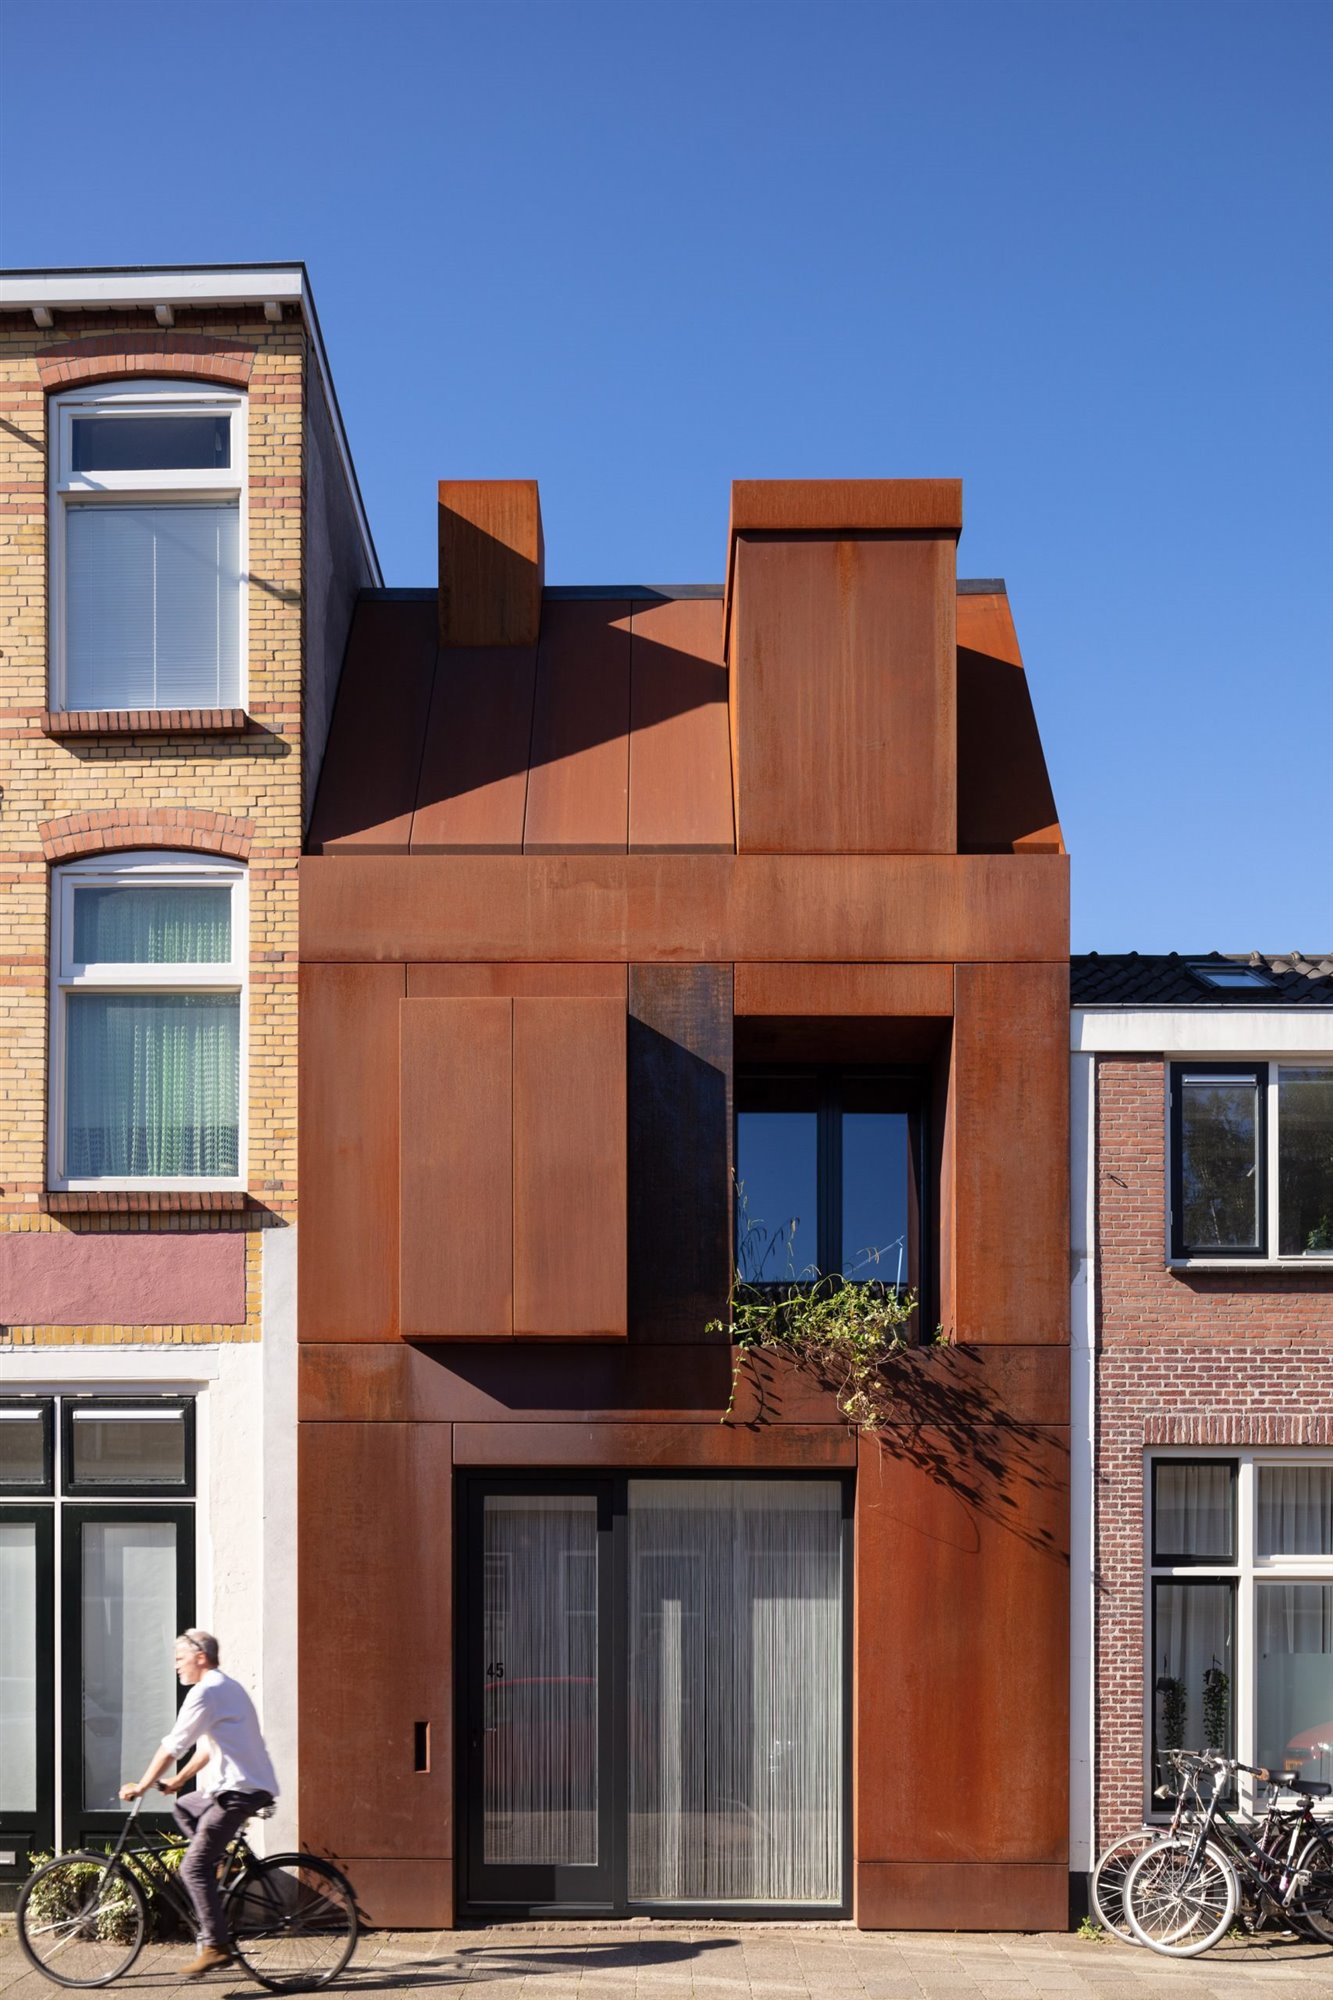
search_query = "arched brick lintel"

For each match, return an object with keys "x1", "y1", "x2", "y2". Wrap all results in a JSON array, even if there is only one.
[
  {"x1": 39, "y1": 808, "x2": 255, "y2": 863},
  {"x1": 36, "y1": 332, "x2": 255, "y2": 392}
]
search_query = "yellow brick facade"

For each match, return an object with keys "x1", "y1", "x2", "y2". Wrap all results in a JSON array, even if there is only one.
[{"x1": 0, "y1": 309, "x2": 312, "y2": 1343}]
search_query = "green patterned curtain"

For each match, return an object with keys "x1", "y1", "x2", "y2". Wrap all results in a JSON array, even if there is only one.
[
  {"x1": 66, "y1": 993, "x2": 240, "y2": 1178},
  {"x1": 73, "y1": 887, "x2": 231, "y2": 964}
]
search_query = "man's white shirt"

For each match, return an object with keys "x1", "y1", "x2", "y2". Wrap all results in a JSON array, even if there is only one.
[{"x1": 160, "y1": 1669, "x2": 279, "y2": 1798}]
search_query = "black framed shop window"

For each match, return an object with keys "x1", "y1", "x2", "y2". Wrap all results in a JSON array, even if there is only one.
[
  {"x1": 60, "y1": 1397, "x2": 195, "y2": 1500},
  {"x1": 0, "y1": 1504, "x2": 56, "y2": 1878},
  {"x1": 0, "y1": 1399, "x2": 54, "y2": 1496}
]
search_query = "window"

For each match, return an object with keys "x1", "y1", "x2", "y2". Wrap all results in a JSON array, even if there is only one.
[
  {"x1": 0, "y1": 1394, "x2": 195, "y2": 1872},
  {"x1": 734, "y1": 1069, "x2": 924, "y2": 1292},
  {"x1": 1169, "y1": 1062, "x2": 1333, "y2": 1260},
  {"x1": 49, "y1": 853, "x2": 246, "y2": 1190},
  {"x1": 1148, "y1": 1454, "x2": 1333, "y2": 1803},
  {"x1": 50, "y1": 380, "x2": 245, "y2": 712}
]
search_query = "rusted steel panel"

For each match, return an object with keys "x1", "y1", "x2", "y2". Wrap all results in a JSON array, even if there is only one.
[
  {"x1": 297, "y1": 1341, "x2": 1066, "y2": 1431},
  {"x1": 957, "y1": 591, "x2": 1063, "y2": 856},
  {"x1": 452, "y1": 1420, "x2": 857, "y2": 1467},
  {"x1": 407, "y1": 963, "x2": 626, "y2": 998},
  {"x1": 299, "y1": 964, "x2": 405, "y2": 1340},
  {"x1": 307, "y1": 597, "x2": 437, "y2": 855},
  {"x1": 856, "y1": 1862, "x2": 1069, "y2": 1931},
  {"x1": 734, "y1": 963, "x2": 954, "y2": 1018},
  {"x1": 300, "y1": 852, "x2": 1071, "y2": 965},
  {"x1": 298, "y1": 1422, "x2": 452, "y2": 1859},
  {"x1": 949, "y1": 961, "x2": 1069, "y2": 1344},
  {"x1": 730, "y1": 536, "x2": 956, "y2": 854},
  {"x1": 438, "y1": 479, "x2": 542, "y2": 647},
  {"x1": 327, "y1": 1860, "x2": 453, "y2": 1931},
  {"x1": 728, "y1": 478, "x2": 963, "y2": 539},
  {"x1": 855, "y1": 1426, "x2": 1068, "y2": 1865},
  {"x1": 512, "y1": 996, "x2": 627, "y2": 1338},
  {"x1": 628, "y1": 965, "x2": 733, "y2": 1344},
  {"x1": 409, "y1": 643, "x2": 536, "y2": 853},
  {"x1": 522, "y1": 598, "x2": 632, "y2": 852},
  {"x1": 627, "y1": 597, "x2": 734, "y2": 851},
  {"x1": 400, "y1": 998, "x2": 512, "y2": 1339}
]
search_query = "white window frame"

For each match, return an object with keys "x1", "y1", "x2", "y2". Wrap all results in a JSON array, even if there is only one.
[
  {"x1": 48, "y1": 378, "x2": 248, "y2": 713},
  {"x1": 1166, "y1": 1057, "x2": 1333, "y2": 1267},
  {"x1": 1144, "y1": 1449, "x2": 1333, "y2": 1817},
  {"x1": 48, "y1": 851, "x2": 248, "y2": 1192}
]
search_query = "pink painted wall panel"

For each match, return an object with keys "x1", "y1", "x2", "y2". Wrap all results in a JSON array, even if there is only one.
[{"x1": 0, "y1": 1230, "x2": 247, "y2": 1326}]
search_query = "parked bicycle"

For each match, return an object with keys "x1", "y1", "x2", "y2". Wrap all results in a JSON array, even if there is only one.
[
  {"x1": 1120, "y1": 1750, "x2": 1333, "y2": 1957},
  {"x1": 16, "y1": 1795, "x2": 358, "y2": 1991}
]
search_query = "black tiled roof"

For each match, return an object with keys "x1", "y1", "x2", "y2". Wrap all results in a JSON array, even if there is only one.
[{"x1": 1071, "y1": 951, "x2": 1333, "y2": 1007}]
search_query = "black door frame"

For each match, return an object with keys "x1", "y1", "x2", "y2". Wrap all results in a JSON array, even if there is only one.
[
  {"x1": 0, "y1": 1505, "x2": 55, "y2": 1883},
  {"x1": 60, "y1": 1503, "x2": 195, "y2": 1850},
  {"x1": 458, "y1": 1469, "x2": 853, "y2": 1920}
]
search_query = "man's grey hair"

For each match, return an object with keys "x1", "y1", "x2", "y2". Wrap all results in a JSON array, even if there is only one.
[{"x1": 179, "y1": 1628, "x2": 220, "y2": 1666}]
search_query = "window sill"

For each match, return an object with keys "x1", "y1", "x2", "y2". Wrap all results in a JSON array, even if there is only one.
[
  {"x1": 42, "y1": 709, "x2": 250, "y2": 739},
  {"x1": 1168, "y1": 1257, "x2": 1333, "y2": 1272},
  {"x1": 42, "y1": 1190, "x2": 251, "y2": 1215}
]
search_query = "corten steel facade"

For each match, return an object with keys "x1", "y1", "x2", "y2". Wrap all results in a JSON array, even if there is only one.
[
  {"x1": 1069, "y1": 958, "x2": 1333, "y2": 1902},
  {"x1": 298, "y1": 477, "x2": 1071, "y2": 1930},
  {"x1": 0, "y1": 266, "x2": 376, "y2": 1880}
]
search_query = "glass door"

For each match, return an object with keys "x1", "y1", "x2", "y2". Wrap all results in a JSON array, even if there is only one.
[
  {"x1": 0, "y1": 1508, "x2": 54, "y2": 1877},
  {"x1": 463, "y1": 1481, "x2": 614, "y2": 1908},
  {"x1": 61, "y1": 1505, "x2": 194, "y2": 1849},
  {"x1": 461, "y1": 1475, "x2": 849, "y2": 1916}
]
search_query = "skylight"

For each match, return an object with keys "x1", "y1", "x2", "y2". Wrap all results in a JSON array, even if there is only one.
[{"x1": 1186, "y1": 961, "x2": 1275, "y2": 991}]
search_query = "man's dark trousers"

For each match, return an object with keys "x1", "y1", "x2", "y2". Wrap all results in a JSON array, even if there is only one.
[{"x1": 172, "y1": 1789, "x2": 272, "y2": 1948}]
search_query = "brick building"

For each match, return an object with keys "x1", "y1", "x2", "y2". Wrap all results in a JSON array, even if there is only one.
[
  {"x1": 297, "y1": 477, "x2": 1071, "y2": 1929},
  {"x1": 1069, "y1": 953, "x2": 1333, "y2": 1900},
  {"x1": 0, "y1": 265, "x2": 376, "y2": 1879}
]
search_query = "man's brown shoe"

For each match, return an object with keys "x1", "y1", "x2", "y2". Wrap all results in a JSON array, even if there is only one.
[{"x1": 183, "y1": 1943, "x2": 232, "y2": 1979}]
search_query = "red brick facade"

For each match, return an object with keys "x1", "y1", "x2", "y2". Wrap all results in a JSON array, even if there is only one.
[{"x1": 1093, "y1": 1053, "x2": 1333, "y2": 1847}]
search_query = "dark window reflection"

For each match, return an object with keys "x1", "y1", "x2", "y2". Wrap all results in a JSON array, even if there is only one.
[{"x1": 735, "y1": 1070, "x2": 922, "y2": 1291}]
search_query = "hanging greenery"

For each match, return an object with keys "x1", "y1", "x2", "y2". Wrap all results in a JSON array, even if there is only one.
[{"x1": 1202, "y1": 1660, "x2": 1231, "y2": 1751}]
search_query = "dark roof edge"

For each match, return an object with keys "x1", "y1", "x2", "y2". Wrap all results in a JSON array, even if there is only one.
[{"x1": 957, "y1": 578, "x2": 1006, "y2": 595}]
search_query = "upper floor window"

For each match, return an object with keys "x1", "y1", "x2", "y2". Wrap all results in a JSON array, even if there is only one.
[
  {"x1": 1169, "y1": 1062, "x2": 1333, "y2": 1260},
  {"x1": 49, "y1": 853, "x2": 245, "y2": 1190},
  {"x1": 734, "y1": 1068, "x2": 924, "y2": 1291},
  {"x1": 50, "y1": 380, "x2": 245, "y2": 712}
]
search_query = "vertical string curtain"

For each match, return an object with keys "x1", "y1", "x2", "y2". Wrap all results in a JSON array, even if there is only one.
[
  {"x1": 482, "y1": 1495, "x2": 599, "y2": 1867},
  {"x1": 65, "y1": 886, "x2": 238, "y2": 1179},
  {"x1": 65, "y1": 503, "x2": 240, "y2": 711},
  {"x1": 627, "y1": 1478, "x2": 843, "y2": 1904}
]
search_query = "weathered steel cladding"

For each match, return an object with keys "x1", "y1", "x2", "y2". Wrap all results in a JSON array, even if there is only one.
[{"x1": 298, "y1": 479, "x2": 1070, "y2": 1931}]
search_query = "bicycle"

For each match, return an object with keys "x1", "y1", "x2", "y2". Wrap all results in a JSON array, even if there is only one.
[
  {"x1": 1123, "y1": 1752, "x2": 1333, "y2": 1957},
  {"x1": 16, "y1": 1794, "x2": 358, "y2": 1991}
]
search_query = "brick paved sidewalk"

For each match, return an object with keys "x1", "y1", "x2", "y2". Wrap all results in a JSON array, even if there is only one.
[{"x1": 3, "y1": 1921, "x2": 1333, "y2": 1998}]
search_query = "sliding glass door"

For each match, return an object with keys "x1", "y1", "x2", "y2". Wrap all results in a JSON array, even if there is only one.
[{"x1": 462, "y1": 1475, "x2": 849, "y2": 1916}]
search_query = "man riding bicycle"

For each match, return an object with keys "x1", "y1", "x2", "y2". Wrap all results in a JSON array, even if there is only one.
[{"x1": 120, "y1": 1629, "x2": 278, "y2": 1980}]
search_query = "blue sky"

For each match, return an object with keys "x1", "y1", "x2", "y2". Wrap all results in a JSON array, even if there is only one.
[{"x1": 2, "y1": 0, "x2": 1329, "y2": 952}]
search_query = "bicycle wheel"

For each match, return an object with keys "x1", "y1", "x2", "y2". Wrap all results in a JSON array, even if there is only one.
[
  {"x1": 16, "y1": 1851, "x2": 147, "y2": 1988},
  {"x1": 1090, "y1": 1829, "x2": 1156, "y2": 1943},
  {"x1": 1124, "y1": 1835, "x2": 1238, "y2": 1957},
  {"x1": 226, "y1": 1852, "x2": 358, "y2": 1992},
  {"x1": 1287, "y1": 1833, "x2": 1333, "y2": 1943}
]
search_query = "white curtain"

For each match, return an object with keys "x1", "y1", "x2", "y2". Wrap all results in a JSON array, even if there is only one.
[
  {"x1": 1154, "y1": 1581, "x2": 1233, "y2": 1762},
  {"x1": 1154, "y1": 1463, "x2": 1234, "y2": 1562},
  {"x1": 81, "y1": 1521, "x2": 178, "y2": 1812},
  {"x1": 482, "y1": 1495, "x2": 598, "y2": 1866},
  {"x1": 66, "y1": 502, "x2": 240, "y2": 709},
  {"x1": 1256, "y1": 1584, "x2": 1333, "y2": 1782},
  {"x1": 66, "y1": 992, "x2": 240, "y2": 1179},
  {"x1": 0, "y1": 1522, "x2": 38, "y2": 1812},
  {"x1": 1258, "y1": 1467, "x2": 1333, "y2": 1557},
  {"x1": 627, "y1": 1479, "x2": 843, "y2": 1904}
]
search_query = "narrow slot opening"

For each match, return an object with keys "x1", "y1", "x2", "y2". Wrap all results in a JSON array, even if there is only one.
[{"x1": 413, "y1": 1720, "x2": 430, "y2": 1773}]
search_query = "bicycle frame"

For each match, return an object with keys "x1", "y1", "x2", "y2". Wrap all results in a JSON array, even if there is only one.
[{"x1": 91, "y1": 1795, "x2": 256, "y2": 1938}]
